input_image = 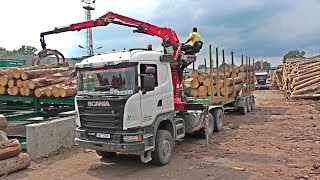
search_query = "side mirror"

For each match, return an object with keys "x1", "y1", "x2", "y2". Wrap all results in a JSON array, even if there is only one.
[
  {"x1": 145, "y1": 66, "x2": 156, "y2": 74},
  {"x1": 142, "y1": 75, "x2": 155, "y2": 94}
]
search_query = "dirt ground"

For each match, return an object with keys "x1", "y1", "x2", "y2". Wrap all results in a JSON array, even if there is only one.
[{"x1": 2, "y1": 89, "x2": 320, "y2": 180}]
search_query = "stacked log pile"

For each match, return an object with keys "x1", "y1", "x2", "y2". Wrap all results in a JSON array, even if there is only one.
[
  {"x1": 270, "y1": 65, "x2": 283, "y2": 89},
  {"x1": 272, "y1": 56, "x2": 320, "y2": 100},
  {"x1": 0, "y1": 63, "x2": 77, "y2": 98},
  {"x1": 0, "y1": 115, "x2": 31, "y2": 176},
  {"x1": 184, "y1": 63, "x2": 255, "y2": 97}
]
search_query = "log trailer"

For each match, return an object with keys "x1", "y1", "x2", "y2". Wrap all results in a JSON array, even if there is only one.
[{"x1": 37, "y1": 11, "x2": 256, "y2": 165}]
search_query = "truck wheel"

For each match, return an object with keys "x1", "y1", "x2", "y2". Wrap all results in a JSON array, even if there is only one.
[
  {"x1": 192, "y1": 113, "x2": 214, "y2": 138},
  {"x1": 96, "y1": 150, "x2": 116, "y2": 158},
  {"x1": 251, "y1": 97, "x2": 255, "y2": 110},
  {"x1": 211, "y1": 109, "x2": 224, "y2": 132},
  {"x1": 247, "y1": 98, "x2": 252, "y2": 112},
  {"x1": 238, "y1": 100, "x2": 248, "y2": 115},
  {"x1": 151, "y1": 130, "x2": 174, "y2": 166}
]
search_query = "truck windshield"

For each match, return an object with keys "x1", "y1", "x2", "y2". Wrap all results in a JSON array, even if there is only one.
[
  {"x1": 78, "y1": 66, "x2": 137, "y2": 96},
  {"x1": 256, "y1": 75, "x2": 267, "y2": 80}
]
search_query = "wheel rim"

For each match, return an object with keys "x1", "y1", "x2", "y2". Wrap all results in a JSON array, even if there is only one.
[{"x1": 162, "y1": 139, "x2": 171, "y2": 157}]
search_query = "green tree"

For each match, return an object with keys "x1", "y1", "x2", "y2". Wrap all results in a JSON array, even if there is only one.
[
  {"x1": 0, "y1": 45, "x2": 38, "y2": 57},
  {"x1": 282, "y1": 50, "x2": 306, "y2": 62},
  {"x1": 255, "y1": 61, "x2": 271, "y2": 71},
  {"x1": 198, "y1": 64, "x2": 205, "y2": 69}
]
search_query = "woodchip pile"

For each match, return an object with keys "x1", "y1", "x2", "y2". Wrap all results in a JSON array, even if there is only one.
[
  {"x1": 0, "y1": 62, "x2": 77, "y2": 98},
  {"x1": 0, "y1": 115, "x2": 31, "y2": 176}
]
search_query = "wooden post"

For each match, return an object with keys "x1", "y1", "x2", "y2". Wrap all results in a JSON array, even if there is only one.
[
  {"x1": 209, "y1": 45, "x2": 213, "y2": 96},
  {"x1": 231, "y1": 51, "x2": 235, "y2": 97},
  {"x1": 223, "y1": 50, "x2": 227, "y2": 101},
  {"x1": 216, "y1": 47, "x2": 220, "y2": 103},
  {"x1": 241, "y1": 55, "x2": 244, "y2": 94}
]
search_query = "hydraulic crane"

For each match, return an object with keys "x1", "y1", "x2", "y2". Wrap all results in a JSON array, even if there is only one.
[{"x1": 35, "y1": 11, "x2": 202, "y2": 112}]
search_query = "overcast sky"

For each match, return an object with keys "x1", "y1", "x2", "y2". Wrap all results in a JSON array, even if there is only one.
[{"x1": 0, "y1": 0, "x2": 319, "y2": 67}]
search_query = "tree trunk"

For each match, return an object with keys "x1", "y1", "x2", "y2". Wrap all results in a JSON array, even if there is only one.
[
  {"x1": 20, "y1": 67, "x2": 70, "y2": 80},
  {"x1": 0, "y1": 153, "x2": 31, "y2": 176},
  {"x1": 28, "y1": 76, "x2": 73, "y2": 90},
  {"x1": 290, "y1": 94, "x2": 320, "y2": 100},
  {"x1": 0, "y1": 115, "x2": 6, "y2": 131},
  {"x1": 293, "y1": 76, "x2": 320, "y2": 91},
  {"x1": 0, "y1": 139, "x2": 21, "y2": 161},
  {"x1": 291, "y1": 83, "x2": 320, "y2": 95}
]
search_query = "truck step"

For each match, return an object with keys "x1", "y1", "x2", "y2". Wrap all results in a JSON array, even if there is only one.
[
  {"x1": 143, "y1": 133, "x2": 153, "y2": 139},
  {"x1": 140, "y1": 150, "x2": 152, "y2": 163},
  {"x1": 145, "y1": 146, "x2": 153, "y2": 151}
]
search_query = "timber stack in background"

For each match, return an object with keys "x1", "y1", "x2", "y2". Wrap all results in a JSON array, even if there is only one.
[
  {"x1": 271, "y1": 55, "x2": 320, "y2": 100},
  {"x1": 0, "y1": 115, "x2": 31, "y2": 176},
  {"x1": 0, "y1": 61, "x2": 77, "y2": 98}
]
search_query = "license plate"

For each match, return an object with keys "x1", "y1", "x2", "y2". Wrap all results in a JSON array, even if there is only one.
[{"x1": 96, "y1": 133, "x2": 110, "y2": 139}]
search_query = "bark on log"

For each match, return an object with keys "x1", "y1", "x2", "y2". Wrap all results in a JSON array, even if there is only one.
[
  {"x1": 298, "y1": 66, "x2": 320, "y2": 77},
  {"x1": 29, "y1": 75, "x2": 73, "y2": 90},
  {"x1": 292, "y1": 71, "x2": 320, "y2": 83},
  {"x1": 293, "y1": 76, "x2": 320, "y2": 91},
  {"x1": 0, "y1": 139, "x2": 21, "y2": 160},
  {"x1": 0, "y1": 115, "x2": 7, "y2": 130},
  {"x1": 0, "y1": 153, "x2": 31, "y2": 176},
  {"x1": 291, "y1": 83, "x2": 320, "y2": 95},
  {"x1": 34, "y1": 79, "x2": 77, "y2": 97},
  {"x1": 20, "y1": 67, "x2": 70, "y2": 80},
  {"x1": 290, "y1": 94, "x2": 320, "y2": 100}
]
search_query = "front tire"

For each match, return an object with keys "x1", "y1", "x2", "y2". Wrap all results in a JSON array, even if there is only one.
[
  {"x1": 151, "y1": 130, "x2": 174, "y2": 166},
  {"x1": 247, "y1": 98, "x2": 252, "y2": 112}
]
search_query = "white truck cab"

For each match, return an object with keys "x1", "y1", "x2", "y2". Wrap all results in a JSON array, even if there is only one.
[{"x1": 74, "y1": 49, "x2": 178, "y2": 165}]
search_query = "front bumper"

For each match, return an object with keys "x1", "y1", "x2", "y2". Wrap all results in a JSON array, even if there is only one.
[{"x1": 75, "y1": 128, "x2": 145, "y2": 155}]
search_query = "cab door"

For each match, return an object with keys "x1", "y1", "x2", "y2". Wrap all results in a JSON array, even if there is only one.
[{"x1": 139, "y1": 63, "x2": 163, "y2": 127}]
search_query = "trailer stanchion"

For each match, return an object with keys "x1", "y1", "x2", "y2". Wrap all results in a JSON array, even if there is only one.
[
  {"x1": 209, "y1": 44, "x2": 213, "y2": 96},
  {"x1": 216, "y1": 47, "x2": 220, "y2": 103},
  {"x1": 231, "y1": 50, "x2": 236, "y2": 97},
  {"x1": 249, "y1": 57, "x2": 251, "y2": 93},
  {"x1": 246, "y1": 56, "x2": 249, "y2": 94},
  {"x1": 241, "y1": 55, "x2": 244, "y2": 95},
  {"x1": 253, "y1": 58, "x2": 255, "y2": 91},
  {"x1": 222, "y1": 49, "x2": 227, "y2": 102}
]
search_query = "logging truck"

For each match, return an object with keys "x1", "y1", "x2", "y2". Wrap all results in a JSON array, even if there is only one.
[{"x1": 36, "y1": 11, "x2": 256, "y2": 166}]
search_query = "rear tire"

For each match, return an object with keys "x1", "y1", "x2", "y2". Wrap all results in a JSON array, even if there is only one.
[
  {"x1": 251, "y1": 96, "x2": 255, "y2": 110},
  {"x1": 192, "y1": 113, "x2": 214, "y2": 138},
  {"x1": 96, "y1": 150, "x2": 116, "y2": 158},
  {"x1": 211, "y1": 108, "x2": 224, "y2": 132},
  {"x1": 247, "y1": 98, "x2": 252, "y2": 112},
  {"x1": 151, "y1": 130, "x2": 174, "y2": 166},
  {"x1": 239, "y1": 100, "x2": 248, "y2": 115}
]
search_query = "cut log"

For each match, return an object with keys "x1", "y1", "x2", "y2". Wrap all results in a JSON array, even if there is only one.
[
  {"x1": 16, "y1": 79, "x2": 23, "y2": 88},
  {"x1": 8, "y1": 86, "x2": 19, "y2": 96},
  {"x1": 191, "y1": 71, "x2": 199, "y2": 79},
  {"x1": 0, "y1": 86, "x2": 6, "y2": 95},
  {"x1": 34, "y1": 79, "x2": 76, "y2": 98},
  {"x1": 19, "y1": 87, "x2": 25, "y2": 96},
  {"x1": 191, "y1": 79, "x2": 200, "y2": 89},
  {"x1": 0, "y1": 115, "x2": 6, "y2": 130},
  {"x1": 197, "y1": 74, "x2": 206, "y2": 83},
  {"x1": 22, "y1": 80, "x2": 29, "y2": 89},
  {"x1": 198, "y1": 85, "x2": 208, "y2": 97},
  {"x1": 0, "y1": 75, "x2": 8, "y2": 86},
  {"x1": 29, "y1": 76, "x2": 73, "y2": 90},
  {"x1": 0, "y1": 153, "x2": 31, "y2": 176},
  {"x1": 290, "y1": 94, "x2": 320, "y2": 100},
  {"x1": 291, "y1": 83, "x2": 320, "y2": 95},
  {"x1": 293, "y1": 76, "x2": 320, "y2": 91},
  {"x1": 298, "y1": 66, "x2": 320, "y2": 77},
  {"x1": 20, "y1": 67, "x2": 70, "y2": 80},
  {"x1": 292, "y1": 71, "x2": 320, "y2": 83},
  {"x1": 7, "y1": 79, "x2": 16, "y2": 88},
  {"x1": 207, "y1": 85, "x2": 217, "y2": 95},
  {"x1": 0, "y1": 139, "x2": 21, "y2": 160},
  {"x1": 191, "y1": 88, "x2": 199, "y2": 97},
  {"x1": 24, "y1": 88, "x2": 33, "y2": 96}
]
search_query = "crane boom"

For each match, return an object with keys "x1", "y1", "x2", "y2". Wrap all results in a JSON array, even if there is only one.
[{"x1": 38, "y1": 11, "x2": 188, "y2": 111}]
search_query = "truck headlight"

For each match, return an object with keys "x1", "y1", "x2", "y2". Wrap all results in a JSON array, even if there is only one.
[{"x1": 123, "y1": 135, "x2": 142, "y2": 142}]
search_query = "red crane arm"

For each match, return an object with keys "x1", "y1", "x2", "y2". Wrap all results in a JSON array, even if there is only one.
[{"x1": 40, "y1": 11, "x2": 180, "y2": 50}]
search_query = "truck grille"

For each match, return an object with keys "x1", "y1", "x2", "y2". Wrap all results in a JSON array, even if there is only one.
[{"x1": 77, "y1": 97, "x2": 127, "y2": 130}]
